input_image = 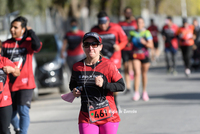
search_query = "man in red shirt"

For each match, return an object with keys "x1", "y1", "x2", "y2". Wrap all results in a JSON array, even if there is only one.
[
  {"x1": 118, "y1": 7, "x2": 137, "y2": 94},
  {"x1": 61, "y1": 18, "x2": 85, "y2": 72},
  {"x1": 91, "y1": 11, "x2": 128, "y2": 109},
  {"x1": 148, "y1": 18, "x2": 160, "y2": 63},
  {"x1": 161, "y1": 16, "x2": 179, "y2": 75},
  {"x1": 2, "y1": 16, "x2": 42, "y2": 134}
]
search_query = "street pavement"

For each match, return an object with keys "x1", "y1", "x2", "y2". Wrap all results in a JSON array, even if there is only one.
[{"x1": 11, "y1": 52, "x2": 200, "y2": 134}]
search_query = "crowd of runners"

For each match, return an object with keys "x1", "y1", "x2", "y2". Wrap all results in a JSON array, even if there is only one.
[{"x1": 0, "y1": 5, "x2": 200, "y2": 134}]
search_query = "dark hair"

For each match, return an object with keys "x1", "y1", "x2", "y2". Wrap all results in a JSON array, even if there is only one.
[
  {"x1": 11, "y1": 16, "x2": 27, "y2": 28},
  {"x1": 167, "y1": 16, "x2": 172, "y2": 21},
  {"x1": 136, "y1": 16, "x2": 143, "y2": 21},
  {"x1": 150, "y1": 18, "x2": 154, "y2": 22},
  {"x1": 124, "y1": 6, "x2": 132, "y2": 13},
  {"x1": 193, "y1": 17, "x2": 197, "y2": 22},
  {"x1": 70, "y1": 18, "x2": 78, "y2": 24},
  {"x1": 182, "y1": 17, "x2": 187, "y2": 24},
  {"x1": 97, "y1": 11, "x2": 108, "y2": 18}
]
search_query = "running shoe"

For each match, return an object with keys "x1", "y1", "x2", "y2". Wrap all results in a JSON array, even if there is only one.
[
  {"x1": 185, "y1": 68, "x2": 191, "y2": 77},
  {"x1": 124, "y1": 89, "x2": 131, "y2": 95},
  {"x1": 142, "y1": 91, "x2": 149, "y2": 101},
  {"x1": 132, "y1": 91, "x2": 140, "y2": 101}
]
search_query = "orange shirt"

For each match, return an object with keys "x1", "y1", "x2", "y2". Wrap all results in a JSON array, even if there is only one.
[{"x1": 178, "y1": 25, "x2": 194, "y2": 46}]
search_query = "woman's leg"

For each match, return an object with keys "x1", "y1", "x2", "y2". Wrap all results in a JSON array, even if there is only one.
[
  {"x1": 0, "y1": 105, "x2": 12, "y2": 134},
  {"x1": 141, "y1": 62, "x2": 150, "y2": 92},
  {"x1": 79, "y1": 123, "x2": 99, "y2": 134},
  {"x1": 99, "y1": 122, "x2": 119, "y2": 134},
  {"x1": 132, "y1": 60, "x2": 141, "y2": 101},
  {"x1": 141, "y1": 62, "x2": 150, "y2": 101}
]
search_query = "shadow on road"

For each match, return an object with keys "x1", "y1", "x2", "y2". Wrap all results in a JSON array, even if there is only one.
[
  {"x1": 150, "y1": 92, "x2": 200, "y2": 100},
  {"x1": 30, "y1": 118, "x2": 76, "y2": 124}
]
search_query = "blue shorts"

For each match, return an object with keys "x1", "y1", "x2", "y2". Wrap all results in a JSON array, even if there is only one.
[{"x1": 165, "y1": 47, "x2": 177, "y2": 54}]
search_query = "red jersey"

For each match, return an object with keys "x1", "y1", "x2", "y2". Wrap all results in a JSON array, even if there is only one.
[
  {"x1": 64, "y1": 30, "x2": 85, "y2": 56},
  {"x1": 2, "y1": 30, "x2": 42, "y2": 92},
  {"x1": 118, "y1": 20, "x2": 137, "y2": 51},
  {"x1": 0, "y1": 56, "x2": 15, "y2": 107},
  {"x1": 70, "y1": 57, "x2": 124, "y2": 125},
  {"x1": 148, "y1": 24, "x2": 159, "y2": 42},
  {"x1": 161, "y1": 24, "x2": 179, "y2": 49},
  {"x1": 91, "y1": 23, "x2": 128, "y2": 69},
  {"x1": 177, "y1": 25, "x2": 194, "y2": 46}
]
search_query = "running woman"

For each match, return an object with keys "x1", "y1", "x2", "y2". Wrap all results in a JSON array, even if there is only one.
[
  {"x1": 148, "y1": 18, "x2": 160, "y2": 63},
  {"x1": 161, "y1": 16, "x2": 179, "y2": 75},
  {"x1": 61, "y1": 18, "x2": 85, "y2": 72},
  {"x1": 91, "y1": 11, "x2": 128, "y2": 108},
  {"x1": 118, "y1": 6, "x2": 137, "y2": 94},
  {"x1": 0, "y1": 40, "x2": 20, "y2": 134},
  {"x1": 70, "y1": 32, "x2": 125, "y2": 134},
  {"x1": 2, "y1": 16, "x2": 42, "y2": 134},
  {"x1": 177, "y1": 18, "x2": 195, "y2": 77},
  {"x1": 130, "y1": 17, "x2": 153, "y2": 101}
]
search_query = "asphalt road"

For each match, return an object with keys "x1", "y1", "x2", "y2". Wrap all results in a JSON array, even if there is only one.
[{"x1": 11, "y1": 52, "x2": 200, "y2": 134}]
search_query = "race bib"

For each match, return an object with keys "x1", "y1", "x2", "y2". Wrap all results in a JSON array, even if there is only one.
[{"x1": 88, "y1": 100, "x2": 112, "y2": 122}]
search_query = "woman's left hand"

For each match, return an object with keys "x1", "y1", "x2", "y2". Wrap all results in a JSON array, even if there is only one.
[
  {"x1": 95, "y1": 76, "x2": 104, "y2": 87},
  {"x1": 140, "y1": 38, "x2": 147, "y2": 45},
  {"x1": 3, "y1": 66, "x2": 15, "y2": 74}
]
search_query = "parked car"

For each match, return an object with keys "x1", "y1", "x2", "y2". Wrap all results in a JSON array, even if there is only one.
[{"x1": 32, "y1": 33, "x2": 69, "y2": 100}]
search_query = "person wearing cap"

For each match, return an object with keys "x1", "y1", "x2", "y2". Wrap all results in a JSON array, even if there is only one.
[
  {"x1": 161, "y1": 16, "x2": 179, "y2": 75},
  {"x1": 91, "y1": 11, "x2": 128, "y2": 109},
  {"x1": 118, "y1": 6, "x2": 137, "y2": 95},
  {"x1": 61, "y1": 18, "x2": 85, "y2": 72},
  {"x1": 69, "y1": 32, "x2": 125, "y2": 134},
  {"x1": 177, "y1": 18, "x2": 195, "y2": 77}
]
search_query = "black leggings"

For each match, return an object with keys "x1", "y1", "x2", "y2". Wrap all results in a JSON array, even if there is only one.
[
  {"x1": 181, "y1": 46, "x2": 193, "y2": 69},
  {"x1": 0, "y1": 105, "x2": 12, "y2": 134}
]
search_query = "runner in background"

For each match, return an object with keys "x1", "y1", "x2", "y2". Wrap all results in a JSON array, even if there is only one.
[
  {"x1": 192, "y1": 18, "x2": 200, "y2": 71},
  {"x1": 91, "y1": 11, "x2": 128, "y2": 109},
  {"x1": 130, "y1": 17, "x2": 153, "y2": 101},
  {"x1": 118, "y1": 6, "x2": 137, "y2": 94},
  {"x1": 2, "y1": 16, "x2": 42, "y2": 134},
  {"x1": 161, "y1": 16, "x2": 179, "y2": 75},
  {"x1": 61, "y1": 18, "x2": 85, "y2": 72},
  {"x1": 177, "y1": 18, "x2": 195, "y2": 77},
  {"x1": 148, "y1": 18, "x2": 160, "y2": 64}
]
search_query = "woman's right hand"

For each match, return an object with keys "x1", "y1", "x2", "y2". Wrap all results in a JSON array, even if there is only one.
[{"x1": 72, "y1": 88, "x2": 81, "y2": 97}]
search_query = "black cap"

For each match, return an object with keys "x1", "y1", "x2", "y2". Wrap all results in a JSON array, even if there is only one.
[
  {"x1": 83, "y1": 32, "x2": 102, "y2": 44},
  {"x1": 98, "y1": 16, "x2": 109, "y2": 24}
]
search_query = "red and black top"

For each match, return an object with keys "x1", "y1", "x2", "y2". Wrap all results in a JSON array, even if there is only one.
[
  {"x1": 118, "y1": 20, "x2": 137, "y2": 51},
  {"x1": 148, "y1": 24, "x2": 159, "y2": 43},
  {"x1": 161, "y1": 24, "x2": 179, "y2": 49},
  {"x1": 64, "y1": 30, "x2": 85, "y2": 56},
  {"x1": 0, "y1": 56, "x2": 15, "y2": 107},
  {"x1": 70, "y1": 56, "x2": 125, "y2": 125},
  {"x1": 2, "y1": 30, "x2": 42, "y2": 92},
  {"x1": 91, "y1": 22, "x2": 128, "y2": 69}
]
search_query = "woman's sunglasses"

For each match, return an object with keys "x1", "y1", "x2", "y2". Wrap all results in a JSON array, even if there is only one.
[{"x1": 83, "y1": 42, "x2": 100, "y2": 48}]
